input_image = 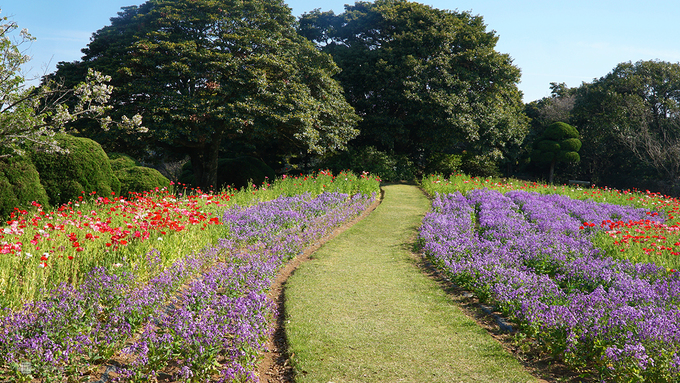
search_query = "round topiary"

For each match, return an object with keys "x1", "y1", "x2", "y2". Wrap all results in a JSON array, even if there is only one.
[
  {"x1": 115, "y1": 166, "x2": 171, "y2": 195},
  {"x1": 559, "y1": 138, "x2": 582, "y2": 152},
  {"x1": 0, "y1": 155, "x2": 50, "y2": 219},
  {"x1": 108, "y1": 152, "x2": 138, "y2": 172},
  {"x1": 536, "y1": 140, "x2": 561, "y2": 154},
  {"x1": 543, "y1": 121, "x2": 579, "y2": 140},
  {"x1": 559, "y1": 151, "x2": 581, "y2": 163},
  {"x1": 31, "y1": 134, "x2": 121, "y2": 206}
]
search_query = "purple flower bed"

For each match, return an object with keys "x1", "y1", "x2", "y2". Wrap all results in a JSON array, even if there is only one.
[
  {"x1": 0, "y1": 191, "x2": 375, "y2": 381},
  {"x1": 419, "y1": 189, "x2": 680, "y2": 381}
]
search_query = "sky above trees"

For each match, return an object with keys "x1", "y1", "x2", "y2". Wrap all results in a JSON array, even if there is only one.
[{"x1": 4, "y1": 0, "x2": 680, "y2": 102}]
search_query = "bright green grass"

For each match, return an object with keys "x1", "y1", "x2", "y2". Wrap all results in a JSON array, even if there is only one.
[{"x1": 284, "y1": 184, "x2": 540, "y2": 383}]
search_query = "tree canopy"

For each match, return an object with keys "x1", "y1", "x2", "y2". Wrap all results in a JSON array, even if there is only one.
[
  {"x1": 299, "y1": 0, "x2": 528, "y2": 171},
  {"x1": 570, "y1": 60, "x2": 680, "y2": 193},
  {"x1": 52, "y1": 0, "x2": 359, "y2": 188}
]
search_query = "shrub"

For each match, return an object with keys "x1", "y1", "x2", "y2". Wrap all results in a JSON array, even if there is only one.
[
  {"x1": 108, "y1": 152, "x2": 138, "y2": 171},
  {"x1": 320, "y1": 146, "x2": 415, "y2": 182},
  {"x1": 31, "y1": 134, "x2": 121, "y2": 206},
  {"x1": 179, "y1": 156, "x2": 276, "y2": 190},
  {"x1": 0, "y1": 155, "x2": 50, "y2": 218},
  {"x1": 460, "y1": 152, "x2": 501, "y2": 178},
  {"x1": 115, "y1": 166, "x2": 171, "y2": 195},
  {"x1": 425, "y1": 153, "x2": 462, "y2": 176}
]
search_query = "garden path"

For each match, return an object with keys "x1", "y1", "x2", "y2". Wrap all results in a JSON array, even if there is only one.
[{"x1": 276, "y1": 184, "x2": 543, "y2": 383}]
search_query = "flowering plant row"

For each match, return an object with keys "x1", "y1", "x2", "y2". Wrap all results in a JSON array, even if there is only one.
[
  {"x1": 0, "y1": 170, "x2": 380, "y2": 309},
  {"x1": 419, "y1": 189, "x2": 680, "y2": 381},
  {"x1": 422, "y1": 173, "x2": 680, "y2": 271},
  {"x1": 0, "y1": 190, "x2": 377, "y2": 381}
]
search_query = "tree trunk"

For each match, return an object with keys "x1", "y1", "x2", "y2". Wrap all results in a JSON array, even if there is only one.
[
  {"x1": 548, "y1": 160, "x2": 556, "y2": 184},
  {"x1": 189, "y1": 132, "x2": 223, "y2": 190}
]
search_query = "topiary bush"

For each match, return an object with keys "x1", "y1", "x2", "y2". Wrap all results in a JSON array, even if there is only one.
[
  {"x1": 0, "y1": 155, "x2": 50, "y2": 219},
  {"x1": 531, "y1": 122, "x2": 582, "y2": 183},
  {"x1": 106, "y1": 152, "x2": 170, "y2": 194},
  {"x1": 108, "y1": 152, "x2": 138, "y2": 171},
  {"x1": 115, "y1": 166, "x2": 171, "y2": 195},
  {"x1": 31, "y1": 134, "x2": 121, "y2": 206}
]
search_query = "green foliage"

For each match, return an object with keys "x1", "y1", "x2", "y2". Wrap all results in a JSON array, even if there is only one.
[
  {"x1": 108, "y1": 152, "x2": 138, "y2": 171},
  {"x1": 115, "y1": 166, "x2": 170, "y2": 195},
  {"x1": 571, "y1": 60, "x2": 680, "y2": 195},
  {"x1": 300, "y1": 0, "x2": 528, "y2": 166},
  {"x1": 532, "y1": 122, "x2": 581, "y2": 165},
  {"x1": 424, "y1": 153, "x2": 463, "y2": 176},
  {"x1": 460, "y1": 152, "x2": 501, "y2": 178},
  {"x1": 531, "y1": 122, "x2": 581, "y2": 183},
  {"x1": 536, "y1": 140, "x2": 560, "y2": 153},
  {"x1": 560, "y1": 138, "x2": 582, "y2": 152},
  {"x1": 52, "y1": 0, "x2": 359, "y2": 189},
  {"x1": 320, "y1": 146, "x2": 416, "y2": 182},
  {"x1": 543, "y1": 121, "x2": 579, "y2": 141},
  {"x1": 180, "y1": 156, "x2": 275, "y2": 190},
  {"x1": 0, "y1": 155, "x2": 50, "y2": 219},
  {"x1": 31, "y1": 134, "x2": 121, "y2": 206},
  {"x1": 216, "y1": 157, "x2": 276, "y2": 189}
]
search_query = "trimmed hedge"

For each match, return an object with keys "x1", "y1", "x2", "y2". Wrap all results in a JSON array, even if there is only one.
[
  {"x1": 115, "y1": 166, "x2": 171, "y2": 195},
  {"x1": 108, "y1": 152, "x2": 138, "y2": 171},
  {"x1": 0, "y1": 155, "x2": 50, "y2": 219},
  {"x1": 31, "y1": 134, "x2": 121, "y2": 206}
]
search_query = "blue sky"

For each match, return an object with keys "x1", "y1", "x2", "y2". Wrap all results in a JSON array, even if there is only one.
[{"x1": 3, "y1": 0, "x2": 680, "y2": 102}]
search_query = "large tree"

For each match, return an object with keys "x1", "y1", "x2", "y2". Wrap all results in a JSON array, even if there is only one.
[
  {"x1": 571, "y1": 60, "x2": 680, "y2": 192},
  {"x1": 299, "y1": 0, "x2": 528, "y2": 169},
  {"x1": 52, "y1": 0, "x2": 359, "y2": 188}
]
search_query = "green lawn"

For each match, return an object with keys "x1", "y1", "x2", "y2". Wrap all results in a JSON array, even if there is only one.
[{"x1": 284, "y1": 184, "x2": 541, "y2": 383}]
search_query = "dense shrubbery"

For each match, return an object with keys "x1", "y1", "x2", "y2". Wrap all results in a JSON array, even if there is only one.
[
  {"x1": 31, "y1": 134, "x2": 121, "y2": 206},
  {"x1": 321, "y1": 146, "x2": 416, "y2": 182},
  {"x1": 108, "y1": 152, "x2": 171, "y2": 195},
  {"x1": 0, "y1": 155, "x2": 50, "y2": 218},
  {"x1": 180, "y1": 156, "x2": 276, "y2": 189},
  {"x1": 108, "y1": 152, "x2": 138, "y2": 171},
  {"x1": 116, "y1": 166, "x2": 171, "y2": 196}
]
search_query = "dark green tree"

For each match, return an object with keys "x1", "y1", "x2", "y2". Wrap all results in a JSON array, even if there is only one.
[
  {"x1": 571, "y1": 60, "x2": 680, "y2": 193},
  {"x1": 531, "y1": 122, "x2": 581, "y2": 183},
  {"x1": 51, "y1": 0, "x2": 359, "y2": 189},
  {"x1": 299, "y1": 0, "x2": 528, "y2": 171}
]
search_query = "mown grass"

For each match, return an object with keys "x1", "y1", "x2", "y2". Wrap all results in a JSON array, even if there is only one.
[{"x1": 284, "y1": 184, "x2": 541, "y2": 383}]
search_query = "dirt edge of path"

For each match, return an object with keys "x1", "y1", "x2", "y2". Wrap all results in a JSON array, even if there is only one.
[{"x1": 256, "y1": 189, "x2": 385, "y2": 383}]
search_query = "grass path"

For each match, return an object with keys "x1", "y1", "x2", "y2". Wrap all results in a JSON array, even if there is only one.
[{"x1": 283, "y1": 184, "x2": 542, "y2": 383}]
